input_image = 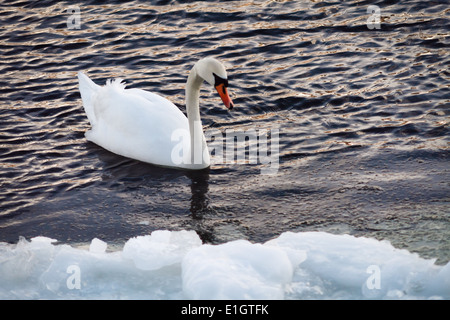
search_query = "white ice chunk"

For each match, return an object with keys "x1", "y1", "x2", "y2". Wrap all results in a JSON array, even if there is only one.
[
  {"x1": 265, "y1": 231, "x2": 450, "y2": 299},
  {"x1": 182, "y1": 239, "x2": 294, "y2": 300},
  {"x1": 30, "y1": 236, "x2": 57, "y2": 244},
  {"x1": 89, "y1": 238, "x2": 107, "y2": 254},
  {"x1": 122, "y1": 230, "x2": 202, "y2": 271}
]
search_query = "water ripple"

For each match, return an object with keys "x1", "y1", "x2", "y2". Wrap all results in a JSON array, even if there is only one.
[{"x1": 0, "y1": 0, "x2": 448, "y2": 263}]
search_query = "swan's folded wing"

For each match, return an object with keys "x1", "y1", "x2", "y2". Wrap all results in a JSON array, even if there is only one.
[{"x1": 126, "y1": 88, "x2": 186, "y2": 120}]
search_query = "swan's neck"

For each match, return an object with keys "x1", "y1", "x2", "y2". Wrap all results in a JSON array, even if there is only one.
[
  {"x1": 186, "y1": 67, "x2": 203, "y2": 123},
  {"x1": 185, "y1": 67, "x2": 206, "y2": 166}
]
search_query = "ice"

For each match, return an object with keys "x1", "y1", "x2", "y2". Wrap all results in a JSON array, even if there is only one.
[
  {"x1": 265, "y1": 232, "x2": 450, "y2": 299},
  {"x1": 0, "y1": 230, "x2": 448, "y2": 299},
  {"x1": 89, "y1": 238, "x2": 107, "y2": 254},
  {"x1": 182, "y1": 240, "x2": 301, "y2": 299},
  {"x1": 122, "y1": 230, "x2": 202, "y2": 271}
]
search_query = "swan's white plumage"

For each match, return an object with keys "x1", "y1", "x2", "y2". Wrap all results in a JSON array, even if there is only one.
[
  {"x1": 78, "y1": 71, "x2": 207, "y2": 169},
  {"x1": 78, "y1": 58, "x2": 232, "y2": 170}
]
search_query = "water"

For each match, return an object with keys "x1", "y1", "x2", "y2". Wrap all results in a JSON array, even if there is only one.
[{"x1": 0, "y1": 0, "x2": 449, "y2": 280}]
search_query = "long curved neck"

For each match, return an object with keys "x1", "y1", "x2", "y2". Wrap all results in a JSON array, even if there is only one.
[
  {"x1": 185, "y1": 67, "x2": 205, "y2": 165},
  {"x1": 186, "y1": 67, "x2": 203, "y2": 123}
]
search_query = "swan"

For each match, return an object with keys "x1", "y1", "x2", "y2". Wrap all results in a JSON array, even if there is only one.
[{"x1": 78, "y1": 57, "x2": 233, "y2": 170}]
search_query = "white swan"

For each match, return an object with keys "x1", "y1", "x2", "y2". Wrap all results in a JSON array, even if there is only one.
[{"x1": 78, "y1": 57, "x2": 233, "y2": 170}]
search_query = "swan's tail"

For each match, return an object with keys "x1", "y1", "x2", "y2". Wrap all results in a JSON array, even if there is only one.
[{"x1": 78, "y1": 71, "x2": 99, "y2": 126}]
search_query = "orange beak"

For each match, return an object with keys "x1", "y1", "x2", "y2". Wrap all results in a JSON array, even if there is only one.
[{"x1": 215, "y1": 83, "x2": 234, "y2": 110}]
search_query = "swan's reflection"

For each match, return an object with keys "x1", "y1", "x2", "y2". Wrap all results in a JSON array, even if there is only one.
[
  {"x1": 94, "y1": 146, "x2": 211, "y2": 219},
  {"x1": 186, "y1": 168, "x2": 210, "y2": 219}
]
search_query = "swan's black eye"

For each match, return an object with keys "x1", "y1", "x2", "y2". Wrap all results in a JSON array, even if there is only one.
[{"x1": 213, "y1": 73, "x2": 228, "y2": 87}]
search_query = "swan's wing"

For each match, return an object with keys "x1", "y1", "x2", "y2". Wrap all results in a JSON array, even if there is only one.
[{"x1": 126, "y1": 88, "x2": 187, "y2": 120}]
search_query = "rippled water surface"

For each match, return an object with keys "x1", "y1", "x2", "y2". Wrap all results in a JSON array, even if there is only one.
[{"x1": 0, "y1": 0, "x2": 449, "y2": 263}]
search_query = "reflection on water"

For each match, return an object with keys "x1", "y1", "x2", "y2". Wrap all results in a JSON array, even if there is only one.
[
  {"x1": 187, "y1": 169, "x2": 210, "y2": 220},
  {"x1": 0, "y1": 0, "x2": 449, "y2": 263}
]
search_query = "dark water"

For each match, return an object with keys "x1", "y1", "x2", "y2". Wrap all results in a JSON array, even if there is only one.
[{"x1": 0, "y1": 0, "x2": 449, "y2": 263}]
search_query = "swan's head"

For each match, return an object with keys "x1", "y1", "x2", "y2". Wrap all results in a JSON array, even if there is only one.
[{"x1": 195, "y1": 57, "x2": 234, "y2": 110}]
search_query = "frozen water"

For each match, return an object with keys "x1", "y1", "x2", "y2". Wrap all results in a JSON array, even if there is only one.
[
  {"x1": 0, "y1": 230, "x2": 448, "y2": 300},
  {"x1": 182, "y1": 240, "x2": 301, "y2": 299},
  {"x1": 89, "y1": 238, "x2": 107, "y2": 254},
  {"x1": 122, "y1": 230, "x2": 202, "y2": 271},
  {"x1": 266, "y1": 232, "x2": 450, "y2": 299}
]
